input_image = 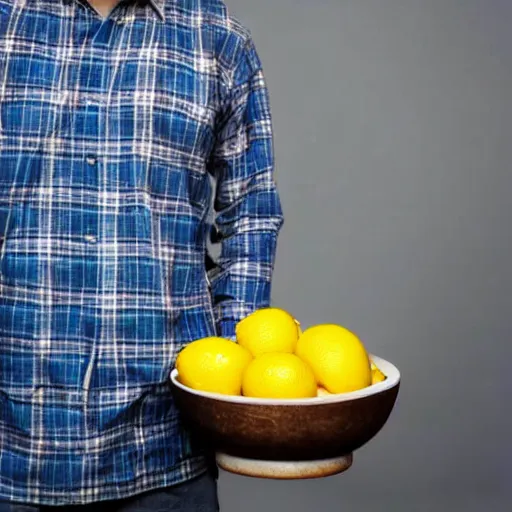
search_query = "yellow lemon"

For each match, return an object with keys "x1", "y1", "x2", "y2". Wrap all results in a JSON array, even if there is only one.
[
  {"x1": 242, "y1": 353, "x2": 317, "y2": 399},
  {"x1": 236, "y1": 307, "x2": 301, "y2": 357},
  {"x1": 176, "y1": 337, "x2": 252, "y2": 395},
  {"x1": 295, "y1": 324, "x2": 371, "y2": 394},
  {"x1": 371, "y1": 361, "x2": 387, "y2": 384}
]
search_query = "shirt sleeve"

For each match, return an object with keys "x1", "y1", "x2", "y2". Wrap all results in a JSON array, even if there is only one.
[{"x1": 207, "y1": 36, "x2": 284, "y2": 339}]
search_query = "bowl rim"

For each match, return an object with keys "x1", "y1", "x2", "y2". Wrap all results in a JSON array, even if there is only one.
[{"x1": 169, "y1": 354, "x2": 400, "y2": 406}]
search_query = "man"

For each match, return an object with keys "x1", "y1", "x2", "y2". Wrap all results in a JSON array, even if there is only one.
[{"x1": 0, "y1": 0, "x2": 283, "y2": 510}]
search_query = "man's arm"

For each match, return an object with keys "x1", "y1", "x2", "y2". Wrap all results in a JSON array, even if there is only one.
[{"x1": 208, "y1": 36, "x2": 284, "y2": 339}]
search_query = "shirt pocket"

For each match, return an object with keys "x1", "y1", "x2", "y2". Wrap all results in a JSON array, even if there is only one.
[
  {"x1": 135, "y1": 55, "x2": 216, "y2": 161},
  {"x1": 0, "y1": 40, "x2": 60, "y2": 140}
]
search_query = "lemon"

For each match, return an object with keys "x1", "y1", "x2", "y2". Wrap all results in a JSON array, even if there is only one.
[
  {"x1": 236, "y1": 307, "x2": 301, "y2": 357},
  {"x1": 295, "y1": 324, "x2": 371, "y2": 394},
  {"x1": 371, "y1": 361, "x2": 386, "y2": 384},
  {"x1": 242, "y1": 353, "x2": 317, "y2": 399},
  {"x1": 176, "y1": 337, "x2": 252, "y2": 395}
]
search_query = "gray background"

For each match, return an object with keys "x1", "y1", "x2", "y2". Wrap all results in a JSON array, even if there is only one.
[{"x1": 218, "y1": 1, "x2": 512, "y2": 511}]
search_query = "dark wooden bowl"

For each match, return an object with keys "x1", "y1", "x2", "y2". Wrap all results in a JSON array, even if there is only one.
[{"x1": 169, "y1": 355, "x2": 400, "y2": 479}]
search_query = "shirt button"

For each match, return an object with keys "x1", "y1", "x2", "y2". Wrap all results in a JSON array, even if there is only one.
[
  {"x1": 86, "y1": 156, "x2": 97, "y2": 166},
  {"x1": 84, "y1": 234, "x2": 97, "y2": 244}
]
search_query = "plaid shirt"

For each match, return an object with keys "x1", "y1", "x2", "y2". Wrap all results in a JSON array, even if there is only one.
[{"x1": 0, "y1": 0, "x2": 283, "y2": 505}]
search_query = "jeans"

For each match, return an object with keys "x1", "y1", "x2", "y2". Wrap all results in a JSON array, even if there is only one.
[{"x1": 0, "y1": 471, "x2": 220, "y2": 512}]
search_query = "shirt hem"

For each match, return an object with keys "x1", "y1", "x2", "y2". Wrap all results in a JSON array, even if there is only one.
[{"x1": 0, "y1": 456, "x2": 209, "y2": 506}]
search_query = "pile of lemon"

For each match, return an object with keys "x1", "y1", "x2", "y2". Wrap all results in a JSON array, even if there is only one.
[{"x1": 175, "y1": 307, "x2": 386, "y2": 399}]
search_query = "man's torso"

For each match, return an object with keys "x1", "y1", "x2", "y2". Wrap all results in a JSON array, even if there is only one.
[{"x1": 0, "y1": 0, "x2": 245, "y2": 504}]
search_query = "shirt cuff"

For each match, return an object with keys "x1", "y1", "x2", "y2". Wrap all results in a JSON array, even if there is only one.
[{"x1": 214, "y1": 300, "x2": 257, "y2": 341}]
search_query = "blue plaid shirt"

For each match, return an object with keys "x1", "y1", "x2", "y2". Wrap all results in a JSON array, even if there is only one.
[{"x1": 0, "y1": 0, "x2": 283, "y2": 505}]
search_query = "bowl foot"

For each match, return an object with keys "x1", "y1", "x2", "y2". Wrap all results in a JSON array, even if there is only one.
[{"x1": 216, "y1": 452, "x2": 353, "y2": 480}]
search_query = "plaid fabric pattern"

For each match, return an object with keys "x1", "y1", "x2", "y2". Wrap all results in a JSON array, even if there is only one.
[{"x1": 0, "y1": 0, "x2": 283, "y2": 505}]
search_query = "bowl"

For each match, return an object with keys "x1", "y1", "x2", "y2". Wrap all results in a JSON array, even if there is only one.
[{"x1": 169, "y1": 354, "x2": 400, "y2": 479}]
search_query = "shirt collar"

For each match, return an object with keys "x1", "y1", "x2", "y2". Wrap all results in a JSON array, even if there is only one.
[
  {"x1": 69, "y1": 1, "x2": 166, "y2": 21},
  {"x1": 148, "y1": 0, "x2": 165, "y2": 21}
]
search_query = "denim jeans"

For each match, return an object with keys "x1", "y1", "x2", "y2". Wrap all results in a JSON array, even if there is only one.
[{"x1": 0, "y1": 471, "x2": 220, "y2": 512}]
